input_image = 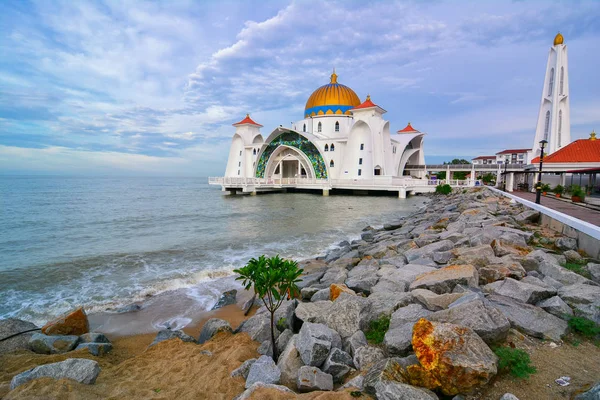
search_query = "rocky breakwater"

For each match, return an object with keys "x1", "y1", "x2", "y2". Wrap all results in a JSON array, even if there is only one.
[{"x1": 230, "y1": 187, "x2": 600, "y2": 399}]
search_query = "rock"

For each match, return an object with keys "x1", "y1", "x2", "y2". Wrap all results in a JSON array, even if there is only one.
[
  {"x1": 540, "y1": 263, "x2": 590, "y2": 286},
  {"x1": 368, "y1": 292, "x2": 413, "y2": 319},
  {"x1": 235, "y1": 382, "x2": 294, "y2": 400},
  {"x1": 384, "y1": 221, "x2": 404, "y2": 231},
  {"x1": 198, "y1": 318, "x2": 232, "y2": 344},
  {"x1": 361, "y1": 231, "x2": 375, "y2": 242},
  {"x1": 270, "y1": 299, "x2": 296, "y2": 332},
  {"x1": 297, "y1": 322, "x2": 334, "y2": 366},
  {"x1": 149, "y1": 329, "x2": 196, "y2": 348},
  {"x1": 295, "y1": 301, "x2": 332, "y2": 324},
  {"x1": 320, "y1": 267, "x2": 348, "y2": 286},
  {"x1": 367, "y1": 380, "x2": 439, "y2": 399},
  {"x1": 115, "y1": 304, "x2": 141, "y2": 313},
  {"x1": 322, "y1": 348, "x2": 354, "y2": 382},
  {"x1": 29, "y1": 333, "x2": 79, "y2": 354},
  {"x1": 297, "y1": 366, "x2": 333, "y2": 392},
  {"x1": 245, "y1": 355, "x2": 281, "y2": 388},
  {"x1": 330, "y1": 283, "x2": 356, "y2": 300},
  {"x1": 536, "y1": 296, "x2": 573, "y2": 319},
  {"x1": 363, "y1": 357, "x2": 415, "y2": 394},
  {"x1": 41, "y1": 306, "x2": 89, "y2": 336},
  {"x1": 10, "y1": 358, "x2": 100, "y2": 390},
  {"x1": 310, "y1": 288, "x2": 331, "y2": 302},
  {"x1": 453, "y1": 245, "x2": 495, "y2": 266},
  {"x1": 384, "y1": 304, "x2": 432, "y2": 356},
  {"x1": 408, "y1": 319, "x2": 497, "y2": 396},
  {"x1": 276, "y1": 329, "x2": 294, "y2": 355},
  {"x1": 448, "y1": 290, "x2": 486, "y2": 308},
  {"x1": 231, "y1": 358, "x2": 257, "y2": 379},
  {"x1": 0, "y1": 318, "x2": 38, "y2": 355},
  {"x1": 353, "y1": 345, "x2": 385, "y2": 370},
  {"x1": 237, "y1": 313, "x2": 279, "y2": 343},
  {"x1": 499, "y1": 394, "x2": 520, "y2": 400},
  {"x1": 343, "y1": 330, "x2": 368, "y2": 357},
  {"x1": 432, "y1": 251, "x2": 454, "y2": 265},
  {"x1": 428, "y1": 299, "x2": 510, "y2": 344},
  {"x1": 514, "y1": 210, "x2": 540, "y2": 223},
  {"x1": 338, "y1": 375, "x2": 364, "y2": 390},
  {"x1": 75, "y1": 342, "x2": 113, "y2": 356},
  {"x1": 346, "y1": 263, "x2": 380, "y2": 294},
  {"x1": 491, "y1": 239, "x2": 531, "y2": 258},
  {"x1": 258, "y1": 340, "x2": 273, "y2": 357},
  {"x1": 277, "y1": 335, "x2": 303, "y2": 386},
  {"x1": 412, "y1": 289, "x2": 465, "y2": 311},
  {"x1": 387, "y1": 264, "x2": 437, "y2": 286},
  {"x1": 587, "y1": 263, "x2": 600, "y2": 284},
  {"x1": 301, "y1": 287, "x2": 321, "y2": 300},
  {"x1": 564, "y1": 250, "x2": 583, "y2": 263},
  {"x1": 409, "y1": 264, "x2": 479, "y2": 294},
  {"x1": 319, "y1": 293, "x2": 372, "y2": 339},
  {"x1": 478, "y1": 263, "x2": 527, "y2": 284},
  {"x1": 558, "y1": 284, "x2": 600, "y2": 324},
  {"x1": 371, "y1": 278, "x2": 408, "y2": 294},
  {"x1": 79, "y1": 332, "x2": 110, "y2": 344},
  {"x1": 483, "y1": 277, "x2": 556, "y2": 304},
  {"x1": 575, "y1": 381, "x2": 600, "y2": 400},
  {"x1": 555, "y1": 237, "x2": 577, "y2": 251},
  {"x1": 297, "y1": 271, "x2": 326, "y2": 290},
  {"x1": 404, "y1": 240, "x2": 455, "y2": 263},
  {"x1": 488, "y1": 295, "x2": 568, "y2": 341},
  {"x1": 211, "y1": 289, "x2": 237, "y2": 310}
]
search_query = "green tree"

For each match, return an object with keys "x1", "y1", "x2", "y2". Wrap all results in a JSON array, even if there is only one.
[
  {"x1": 480, "y1": 173, "x2": 495, "y2": 184},
  {"x1": 443, "y1": 159, "x2": 471, "y2": 165},
  {"x1": 234, "y1": 255, "x2": 303, "y2": 360}
]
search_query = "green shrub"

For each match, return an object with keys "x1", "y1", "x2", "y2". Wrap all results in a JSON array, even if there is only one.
[
  {"x1": 562, "y1": 262, "x2": 591, "y2": 279},
  {"x1": 554, "y1": 184, "x2": 564, "y2": 195},
  {"x1": 365, "y1": 316, "x2": 390, "y2": 344},
  {"x1": 570, "y1": 185, "x2": 586, "y2": 198},
  {"x1": 276, "y1": 317, "x2": 287, "y2": 332},
  {"x1": 435, "y1": 184, "x2": 452, "y2": 195},
  {"x1": 568, "y1": 316, "x2": 600, "y2": 338},
  {"x1": 493, "y1": 347, "x2": 537, "y2": 379},
  {"x1": 541, "y1": 183, "x2": 551, "y2": 192}
]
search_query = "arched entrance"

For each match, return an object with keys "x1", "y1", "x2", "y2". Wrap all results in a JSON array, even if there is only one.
[{"x1": 265, "y1": 146, "x2": 316, "y2": 179}]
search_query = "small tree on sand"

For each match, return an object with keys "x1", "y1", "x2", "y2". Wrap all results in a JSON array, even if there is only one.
[{"x1": 234, "y1": 255, "x2": 303, "y2": 360}]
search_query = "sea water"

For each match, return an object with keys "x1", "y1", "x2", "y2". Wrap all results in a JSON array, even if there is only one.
[{"x1": 0, "y1": 176, "x2": 426, "y2": 326}]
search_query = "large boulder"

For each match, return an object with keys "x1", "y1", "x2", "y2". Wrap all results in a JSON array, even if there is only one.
[
  {"x1": 411, "y1": 289, "x2": 464, "y2": 311},
  {"x1": 330, "y1": 283, "x2": 356, "y2": 301},
  {"x1": 322, "y1": 348, "x2": 354, "y2": 382},
  {"x1": 525, "y1": 250, "x2": 588, "y2": 285},
  {"x1": 558, "y1": 284, "x2": 600, "y2": 324},
  {"x1": 0, "y1": 318, "x2": 38, "y2": 355},
  {"x1": 536, "y1": 296, "x2": 573, "y2": 319},
  {"x1": 384, "y1": 304, "x2": 432, "y2": 356},
  {"x1": 318, "y1": 293, "x2": 372, "y2": 339},
  {"x1": 345, "y1": 263, "x2": 380, "y2": 294},
  {"x1": 41, "y1": 307, "x2": 89, "y2": 336},
  {"x1": 342, "y1": 330, "x2": 367, "y2": 357},
  {"x1": 75, "y1": 342, "x2": 113, "y2": 356},
  {"x1": 366, "y1": 381, "x2": 438, "y2": 400},
  {"x1": 277, "y1": 335, "x2": 303, "y2": 387},
  {"x1": 29, "y1": 333, "x2": 79, "y2": 354},
  {"x1": 231, "y1": 358, "x2": 257, "y2": 379},
  {"x1": 587, "y1": 263, "x2": 600, "y2": 284},
  {"x1": 297, "y1": 322, "x2": 334, "y2": 367},
  {"x1": 364, "y1": 358, "x2": 437, "y2": 400},
  {"x1": 555, "y1": 237, "x2": 577, "y2": 251},
  {"x1": 211, "y1": 289, "x2": 237, "y2": 310},
  {"x1": 320, "y1": 267, "x2": 348, "y2": 286},
  {"x1": 385, "y1": 264, "x2": 437, "y2": 286},
  {"x1": 79, "y1": 332, "x2": 110, "y2": 344},
  {"x1": 296, "y1": 366, "x2": 333, "y2": 392},
  {"x1": 237, "y1": 313, "x2": 280, "y2": 343},
  {"x1": 368, "y1": 292, "x2": 414, "y2": 319},
  {"x1": 297, "y1": 271, "x2": 326, "y2": 289},
  {"x1": 452, "y1": 245, "x2": 495, "y2": 266},
  {"x1": 275, "y1": 329, "x2": 294, "y2": 355},
  {"x1": 245, "y1": 355, "x2": 281, "y2": 389},
  {"x1": 477, "y1": 263, "x2": 527, "y2": 285},
  {"x1": 149, "y1": 329, "x2": 196, "y2": 348},
  {"x1": 428, "y1": 299, "x2": 510, "y2": 344},
  {"x1": 10, "y1": 358, "x2": 100, "y2": 390},
  {"x1": 488, "y1": 295, "x2": 568, "y2": 341},
  {"x1": 483, "y1": 277, "x2": 556, "y2": 304},
  {"x1": 353, "y1": 345, "x2": 385, "y2": 370},
  {"x1": 404, "y1": 240, "x2": 455, "y2": 263},
  {"x1": 409, "y1": 265, "x2": 479, "y2": 294},
  {"x1": 294, "y1": 301, "x2": 332, "y2": 324},
  {"x1": 408, "y1": 319, "x2": 498, "y2": 396},
  {"x1": 198, "y1": 318, "x2": 232, "y2": 344}
]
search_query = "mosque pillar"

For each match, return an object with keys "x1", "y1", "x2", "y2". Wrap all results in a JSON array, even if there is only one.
[
  {"x1": 560, "y1": 173, "x2": 566, "y2": 186},
  {"x1": 507, "y1": 172, "x2": 515, "y2": 192},
  {"x1": 322, "y1": 189, "x2": 330, "y2": 196},
  {"x1": 399, "y1": 188, "x2": 406, "y2": 199},
  {"x1": 250, "y1": 191, "x2": 257, "y2": 196}
]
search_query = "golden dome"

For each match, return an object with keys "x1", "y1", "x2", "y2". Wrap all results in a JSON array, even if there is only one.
[
  {"x1": 304, "y1": 70, "x2": 361, "y2": 118},
  {"x1": 554, "y1": 32, "x2": 564, "y2": 46}
]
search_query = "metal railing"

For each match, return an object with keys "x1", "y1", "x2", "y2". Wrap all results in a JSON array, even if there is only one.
[
  {"x1": 208, "y1": 176, "x2": 472, "y2": 188},
  {"x1": 405, "y1": 164, "x2": 528, "y2": 170}
]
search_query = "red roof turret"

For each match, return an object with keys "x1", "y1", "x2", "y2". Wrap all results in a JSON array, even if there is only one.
[
  {"x1": 397, "y1": 122, "x2": 419, "y2": 133},
  {"x1": 233, "y1": 114, "x2": 263, "y2": 127}
]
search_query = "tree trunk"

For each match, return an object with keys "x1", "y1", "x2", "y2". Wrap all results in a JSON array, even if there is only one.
[{"x1": 270, "y1": 311, "x2": 278, "y2": 361}]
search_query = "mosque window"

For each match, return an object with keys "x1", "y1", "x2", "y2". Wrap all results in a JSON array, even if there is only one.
[
  {"x1": 558, "y1": 110, "x2": 562, "y2": 146},
  {"x1": 303, "y1": 124, "x2": 306, "y2": 132},
  {"x1": 253, "y1": 148, "x2": 257, "y2": 155},
  {"x1": 359, "y1": 158, "x2": 363, "y2": 165},
  {"x1": 544, "y1": 111, "x2": 550, "y2": 140},
  {"x1": 560, "y1": 67, "x2": 564, "y2": 95},
  {"x1": 360, "y1": 143, "x2": 364, "y2": 150},
  {"x1": 238, "y1": 162, "x2": 241, "y2": 167},
  {"x1": 358, "y1": 169, "x2": 362, "y2": 176},
  {"x1": 237, "y1": 170, "x2": 240, "y2": 175},
  {"x1": 330, "y1": 144, "x2": 335, "y2": 152},
  {"x1": 318, "y1": 122, "x2": 322, "y2": 132},
  {"x1": 330, "y1": 160, "x2": 334, "y2": 167},
  {"x1": 335, "y1": 121, "x2": 340, "y2": 132},
  {"x1": 239, "y1": 150, "x2": 242, "y2": 156},
  {"x1": 548, "y1": 68, "x2": 554, "y2": 96},
  {"x1": 324, "y1": 144, "x2": 329, "y2": 152}
]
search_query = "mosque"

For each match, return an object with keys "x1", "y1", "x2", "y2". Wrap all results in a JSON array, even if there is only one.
[{"x1": 216, "y1": 70, "x2": 426, "y2": 195}]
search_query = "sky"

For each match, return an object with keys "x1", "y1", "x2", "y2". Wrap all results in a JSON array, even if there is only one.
[{"x1": 1, "y1": 0, "x2": 600, "y2": 176}]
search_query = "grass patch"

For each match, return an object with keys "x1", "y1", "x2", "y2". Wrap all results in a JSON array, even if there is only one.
[
  {"x1": 562, "y1": 262, "x2": 591, "y2": 279},
  {"x1": 568, "y1": 316, "x2": 600, "y2": 338},
  {"x1": 493, "y1": 347, "x2": 537, "y2": 379},
  {"x1": 435, "y1": 184, "x2": 452, "y2": 195},
  {"x1": 365, "y1": 316, "x2": 390, "y2": 344}
]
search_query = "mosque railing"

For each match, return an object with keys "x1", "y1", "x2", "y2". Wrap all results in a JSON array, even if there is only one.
[{"x1": 208, "y1": 177, "x2": 473, "y2": 188}]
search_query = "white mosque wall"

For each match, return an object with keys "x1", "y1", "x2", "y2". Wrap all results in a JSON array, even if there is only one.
[{"x1": 225, "y1": 134, "x2": 245, "y2": 177}]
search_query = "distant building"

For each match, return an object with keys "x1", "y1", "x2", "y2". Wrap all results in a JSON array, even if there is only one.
[
  {"x1": 495, "y1": 149, "x2": 530, "y2": 165},
  {"x1": 471, "y1": 156, "x2": 497, "y2": 165}
]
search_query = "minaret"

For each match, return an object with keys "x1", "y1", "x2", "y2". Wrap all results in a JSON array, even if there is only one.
[{"x1": 532, "y1": 32, "x2": 571, "y2": 157}]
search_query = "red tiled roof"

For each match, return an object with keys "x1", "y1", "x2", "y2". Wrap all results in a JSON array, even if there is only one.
[
  {"x1": 351, "y1": 95, "x2": 378, "y2": 110},
  {"x1": 232, "y1": 114, "x2": 262, "y2": 127},
  {"x1": 531, "y1": 139, "x2": 600, "y2": 163},
  {"x1": 472, "y1": 155, "x2": 496, "y2": 160},
  {"x1": 397, "y1": 122, "x2": 419, "y2": 133},
  {"x1": 496, "y1": 148, "x2": 530, "y2": 155}
]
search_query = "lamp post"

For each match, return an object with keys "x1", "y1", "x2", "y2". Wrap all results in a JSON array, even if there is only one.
[
  {"x1": 535, "y1": 140, "x2": 548, "y2": 204},
  {"x1": 502, "y1": 162, "x2": 508, "y2": 191}
]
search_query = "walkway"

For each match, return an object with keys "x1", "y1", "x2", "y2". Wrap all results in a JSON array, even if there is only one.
[{"x1": 511, "y1": 191, "x2": 600, "y2": 227}]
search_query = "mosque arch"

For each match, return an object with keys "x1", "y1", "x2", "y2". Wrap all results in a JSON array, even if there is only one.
[
  {"x1": 252, "y1": 134, "x2": 264, "y2": 144},
  {"x1": 548, "y1": 68, "x2": 554, "y2": 96},
  {"x1": 544, "y1": 111, "x2": 551, "y2": 140},
  {"x1": 264, "y1": 145, "x2": 316, "y2": 180},
  {"x1": 330, "y1": 143, "x2": 335, "y2": 152}
]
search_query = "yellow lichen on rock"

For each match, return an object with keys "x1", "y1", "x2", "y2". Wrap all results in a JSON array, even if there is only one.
[{"x1": 329, "y1": 284, "x2": 356, "y2": 301}]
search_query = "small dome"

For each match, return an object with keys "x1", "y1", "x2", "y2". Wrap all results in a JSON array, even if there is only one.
[
  {"x1": 554, "y1": 32, "x2": 564, "y2": 46},
  {"x1": 304, "y1": 70, "x2": 361, "y2": 118}
]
